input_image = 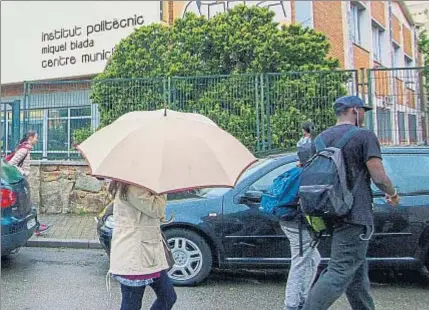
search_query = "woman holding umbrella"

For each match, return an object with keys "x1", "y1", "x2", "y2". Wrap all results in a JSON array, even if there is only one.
[
  {"x1": 78, "y1": 109, "x2": 256, "y2": 309},
  {"x1": 108, "y1": 181, "x2": 177, "y2": 310}
]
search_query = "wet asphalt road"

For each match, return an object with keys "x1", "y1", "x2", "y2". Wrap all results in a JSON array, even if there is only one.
[{"x1": 1, "y1": 248, "x2": 428, "y2": 310}]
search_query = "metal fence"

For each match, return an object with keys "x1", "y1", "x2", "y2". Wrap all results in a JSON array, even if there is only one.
[
  {"x1": 365, "y1": 67, "x2": 427, "y2": 146},
  {"x1": 1, "y1": 67, "x2": 428, "y2": 160}
]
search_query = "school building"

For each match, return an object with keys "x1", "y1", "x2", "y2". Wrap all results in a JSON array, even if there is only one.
[{"x1": 1, "y1": 1, "x2": 427, "y2": 158}]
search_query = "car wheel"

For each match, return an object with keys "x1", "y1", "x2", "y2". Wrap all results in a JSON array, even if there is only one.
[{"x1": 164, "y1": 228, "x2": 213, "y2": 286}]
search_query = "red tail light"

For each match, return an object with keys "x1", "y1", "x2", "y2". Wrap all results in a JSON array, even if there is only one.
[{"x1": 1, "y1": 189, "x2": 17, "y2": 208}]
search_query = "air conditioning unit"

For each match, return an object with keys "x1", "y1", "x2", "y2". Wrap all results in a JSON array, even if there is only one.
[{"x1": 382, "y1": 96, "x2": 394, "y2": 108}]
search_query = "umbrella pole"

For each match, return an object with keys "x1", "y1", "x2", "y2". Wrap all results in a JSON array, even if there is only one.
[{"x1": 164, "y1": 103, "x2": 168, "y2": 117}]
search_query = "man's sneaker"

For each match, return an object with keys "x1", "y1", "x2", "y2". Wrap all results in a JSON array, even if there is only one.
[{"x1": 35, "y1": 223, "x2": 51, "y2": 236}]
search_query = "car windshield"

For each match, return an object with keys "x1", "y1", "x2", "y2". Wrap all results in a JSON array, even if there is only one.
[{"x1": 191, "y1": 158, "x2": 275, "y2": 198}]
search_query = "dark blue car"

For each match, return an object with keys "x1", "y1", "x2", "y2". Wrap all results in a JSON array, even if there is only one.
[
  {"x1": 1, "y1": 159, "x2": 37, "y2": 257},
  {"x1": 97, "y1": 147, "x2": 429, "y2": 286}
]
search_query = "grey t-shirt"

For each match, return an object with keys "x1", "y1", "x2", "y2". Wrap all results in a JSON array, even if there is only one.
[{"x1": 313, "y1": 124, "x2": 382, "y2": 226}]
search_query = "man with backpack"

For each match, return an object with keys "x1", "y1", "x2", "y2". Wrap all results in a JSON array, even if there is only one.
[{"x1": 300, "y1": 96, "x2": 399, "y2": 310}]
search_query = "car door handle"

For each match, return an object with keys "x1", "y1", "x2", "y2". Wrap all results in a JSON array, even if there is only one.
[{"x1": 237, "y1": 242, "x2": 257, "y2": 248}]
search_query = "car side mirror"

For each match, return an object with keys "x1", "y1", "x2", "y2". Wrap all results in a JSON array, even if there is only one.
[{"x1": 240, "y1": 190, "x2": 262, "y2": 204}]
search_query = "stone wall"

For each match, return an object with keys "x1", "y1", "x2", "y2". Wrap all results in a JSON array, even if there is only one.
[{"x1": 29, "y1": 161, "x2": 110, "y2": 214}]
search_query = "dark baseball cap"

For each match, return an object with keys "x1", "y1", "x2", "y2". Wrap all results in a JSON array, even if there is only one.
[{"x1": 333, "y1": 95, "x2": 372, "y2": 113}]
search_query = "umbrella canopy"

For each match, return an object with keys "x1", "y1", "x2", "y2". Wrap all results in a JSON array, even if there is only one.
[
  {"x1": 77, "y1": 110, "x2": 256, "y2": 194},
  {"x1": 116, "y1": 109, "x2": 217, "y2": 126}
]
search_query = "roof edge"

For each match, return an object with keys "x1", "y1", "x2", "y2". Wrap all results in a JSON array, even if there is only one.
[{"x1": 395, "y1": 0, "x2": 415, "y2": 26}]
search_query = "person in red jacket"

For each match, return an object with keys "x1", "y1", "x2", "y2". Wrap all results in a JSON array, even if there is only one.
[{"x1": 8, "y1": 131, "x2": 51, "y2": 235}]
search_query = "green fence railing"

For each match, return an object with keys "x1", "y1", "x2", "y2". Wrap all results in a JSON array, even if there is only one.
[{"x1": 1, "y1": 68, "x2": 427, "y2": 160}]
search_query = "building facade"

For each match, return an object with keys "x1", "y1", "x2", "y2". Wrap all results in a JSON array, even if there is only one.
[
  {"x1": 1, "y1": 1, "x2": 420, "y2": 87},
  {"x1": 1, "y1": 1, "x2": 426, "y2": 157},
  {"x1": 160, "y1": 1, "x2": 425, "y2": 145}
]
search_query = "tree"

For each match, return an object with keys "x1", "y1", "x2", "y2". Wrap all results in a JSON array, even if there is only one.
[
  {"x1": 90, "y1": 5, "x2": 348, "y2": 152},
  {"x1": 418, "y1": 30, "x2": 429, "y2": 61}
]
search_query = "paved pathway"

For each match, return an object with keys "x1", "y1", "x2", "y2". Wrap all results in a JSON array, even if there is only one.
[{"x1": 27, "y1": 214, "x2": 101, "y2": 249}]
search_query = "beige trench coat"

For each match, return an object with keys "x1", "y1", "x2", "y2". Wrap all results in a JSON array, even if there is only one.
[{"x1": 109, "y1": 185, "x2": 169, "y2": 275}]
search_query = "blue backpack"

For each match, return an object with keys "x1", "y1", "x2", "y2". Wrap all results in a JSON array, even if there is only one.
[{"x1": 261, "y1": 167, "x2": 303, "y2": 220}]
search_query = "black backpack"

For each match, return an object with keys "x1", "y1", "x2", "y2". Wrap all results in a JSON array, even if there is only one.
[{"x1": 299, "y1": 127, "x2": 362, "y2": 233}]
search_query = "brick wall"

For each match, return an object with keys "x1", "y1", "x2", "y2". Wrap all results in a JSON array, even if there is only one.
[
  {"x1": 1, "y1": 84, "x2": 24, "y2": 98},
  {"x1": 395, "y1": 78, "x2": 404, "y2": 105},
  {"x1": 371, "y1": 1, "x2": 386, "y2": 27},
  {"x1": 402, "y1": 27, "x2": 413, "y2": 57},
  {"x1": 2, "y1": 75, "x2": 94, "y2": 99},
  {"x1": 392, "y1": 15, "x2": 401, "y2": 44},
  {"x1": 291, "y1": 0, "x2": 296, "y2": 23},
  {"x1": 313, "y1": 1, "x2": 345, "y2": 68},
  {"x1": 353, "y1": 44, "x2": 370, "y2": 68},
  {"x1": 374, "y1": 66, "x2": 389, "y2": 97},
  {"x1": 168, "y1": 1, "x2": 174, "y2": 25},
  {"x1": 172, "y1": 1, "x2": 186, "y2": 22}
]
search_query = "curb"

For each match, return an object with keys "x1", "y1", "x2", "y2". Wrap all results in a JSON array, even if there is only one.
[{"x1": 26, "y1": 237, "x2": 103, "y2": 250}]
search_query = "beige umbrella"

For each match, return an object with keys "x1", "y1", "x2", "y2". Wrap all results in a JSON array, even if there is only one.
[
  {"x1": 77, "y1": 110, "x2": 256, "y2": 194},
  {"x1": 116, "y1": 109, "x2": 217, "y2": 126}
]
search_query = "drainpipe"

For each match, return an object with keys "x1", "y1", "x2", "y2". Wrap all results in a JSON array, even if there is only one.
[{"x1": 388, "y1": 0, "x2": 399, "y2": 145}]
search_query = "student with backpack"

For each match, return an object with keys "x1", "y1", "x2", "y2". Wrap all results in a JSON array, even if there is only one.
[
  {"x1": 279, "y1": 121, "x2": 321, "y2": 310},
  {"x1": 7, "y1": 131, "x2": 51, "y2": 235},
  {"x1": 300, "y1": 96, "x2": 399, "y2": 310},
  {"x1": 261, "y1": 121, "x2": 320, "y2": 310}
]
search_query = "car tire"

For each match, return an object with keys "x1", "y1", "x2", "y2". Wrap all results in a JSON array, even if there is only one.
[{"x1": 164, "y1": 228, "x2": 213, "y2": 286}]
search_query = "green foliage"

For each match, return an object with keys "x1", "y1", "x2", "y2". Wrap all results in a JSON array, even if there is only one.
[
  {"x1": 418, "y1": 31, "x2": 429, "y2": 114},
  {"x1": 418, "y1": 31, "x2": 429, "y2": 59},
  {"x1": 72, "y1": 126, "x2": 93, "y2": 145},
  {"x1": 91, "y1": 5, "x2": 347, "y2": 152}
]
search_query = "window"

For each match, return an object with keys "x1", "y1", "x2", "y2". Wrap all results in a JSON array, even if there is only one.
[
  {"x1": 1, "y1": 112, "x2": 12, "y2": 154},
  {"x1": 408, "y1": 114, "x2": 418, "y2": 143},
  {"x1": 397, "y1": 112, "x2": 406, "y2": 143},
  {"x1": 23, "y1": 110, "x2": 44, "y2": 156},
  {"x1": 405, "y1": 56, "x2": 414, "y2": 68},
  {"x1": 393, "y1": 43, "x2": 402, "y2": 68},
  {"x1": 404, "y1": 56, "x2": 416, "y2": 90},
  {"x1": 25, "y1": 106, "x2": 94, "y2": 159},
  {"x1": 376, "y1": 108, "x2": 392, "y2": 144},
  {"x1": 351, "y1": 3, "x2": 364, "y2": 45},
  {"x1": 295, "y1": 0, "x2": 313, "y2": 28},
  {"x1": 248, "y1": 162, "x2": 297, "y2": 193},
  {"x1": 48, "y1": 119, "x2": 68, "y2": 152},
  {"x1": 375, "y1": 155, "x2": 429, "y2": 194},
  {"x1": 372, "y1": 24, "x2": 384, "y2": 62}
]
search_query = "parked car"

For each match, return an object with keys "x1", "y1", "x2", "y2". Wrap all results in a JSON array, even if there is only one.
[
  {"x1": 1, "y1": 159, "x2": 37, "y2": 257},
  {"x1": 97, "y1": 147, "x2": 429, "y2": 286}
]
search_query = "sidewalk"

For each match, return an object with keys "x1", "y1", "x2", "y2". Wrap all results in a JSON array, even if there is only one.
[{"x1": 26, "y1": 214, "x2": 103, "y2": 250}]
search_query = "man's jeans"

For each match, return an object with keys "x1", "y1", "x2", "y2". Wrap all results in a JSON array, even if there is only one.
[
  {"x1": 302, "y1": 223, "x2": 375, "y2": 310},
  {"x1": 281, "y1": 222, "x2": 321, "y2": 310},
  {"x1": 120, "y1": 271, "x2": 177, "y2": 310}
]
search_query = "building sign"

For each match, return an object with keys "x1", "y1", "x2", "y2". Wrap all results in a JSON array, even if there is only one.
[{"x1": 1, "y1": 1, "x2": 161, "y2": 84}]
